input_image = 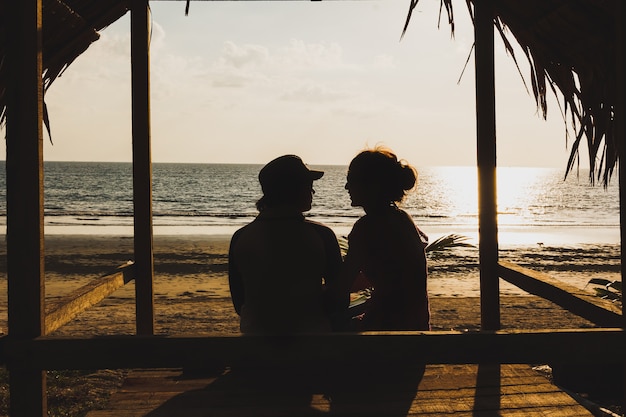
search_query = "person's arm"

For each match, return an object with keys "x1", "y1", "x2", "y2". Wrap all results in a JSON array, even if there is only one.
[
  {"x1": 228, "y1": 231, "x2": 245, "y2": 316},
  {"x1": 310, "y1": 224, "x2": 349, "y2": 330},
  {"x1": 340, "y1": 220, "x2": 367, "y2": 294},
  {"x1": 320, "y1": 226, "x2": 348, "y2": 306},
  {"x1": 397, "y1": 213, "x2": 430, "y2": 330},
  {"x1": 322, "y1": 228, "x2": 343, "y2": 289}
]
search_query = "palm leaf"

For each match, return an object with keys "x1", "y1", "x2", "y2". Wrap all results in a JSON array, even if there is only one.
[
  {"x1": 425, "y1": 233, "x2": 474, "y2": 253},
  {"x1": 339, "y1": 233, "x2": 474, "y2": 257},
  {"x1": 402, "y1": 1, "x2": 618, "y2": 186},
  {"x1": 587, "y1": 278, "x2": 613, "y2": 287},
  {"x1": 337, "y1": 235, "x2": 349, "y2": 258},
  {"x1": 593, "y1": 288, "x2": 622, "y2": 302},
  {"x1": 587, "y1": 278, "x2": 622, "y2": 306}
]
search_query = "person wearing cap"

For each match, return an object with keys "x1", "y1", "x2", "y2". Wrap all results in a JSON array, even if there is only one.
[{"x1": 228, "y1": 155, "x2": 346, "y2": 334}]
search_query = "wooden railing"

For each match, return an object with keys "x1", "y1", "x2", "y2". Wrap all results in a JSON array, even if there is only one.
[
  {"x1": 1, "y1": 262, "x2": 135, "y2": 364},
  {"x1": 499, "y1": 261, "x2": 622, "y2": 328},
  {"x1": 44, "y1": 262, "x2": 136, "y2": 335},
  {"x1": 1, "y1": 329, "x2": 623, "y2": 372},
  {"x1": 1, "y1": 260, "x2": 624, "y2": 372}
]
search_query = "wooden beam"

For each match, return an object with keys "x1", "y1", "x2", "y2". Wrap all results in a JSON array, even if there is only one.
[
  {"x1": 3, "y1": 330, "x2": 624, "y2": 371},
  {"x1": 616, "y1": 0, "x2": 626, "y2": 328},
  {"x1": 615, "y1": 0, "x2": 626, "y2": 407},
  {"x1": 130, "y1": 0, "x2": 155, "y2": 336},
  {"x1": 499, "y1": 261, "x2": 622, "y2": 327},
  {"x1": 474, "y1": 0, "x2": 500, "y2": 330},
  {"x1": 45, "y1": 263, "x2": 135, "y2": 335},
  {"x1": 5, "y1": 0, "x2": 45, "y2": 345},
  {"x1": 4, "y1": 0, "x2": 47, "y2": 415}
]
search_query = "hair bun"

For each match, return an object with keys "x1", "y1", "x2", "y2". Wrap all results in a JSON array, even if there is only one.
[{"x1": 399, "y1": 162, "x2": 417, "y2": 191}]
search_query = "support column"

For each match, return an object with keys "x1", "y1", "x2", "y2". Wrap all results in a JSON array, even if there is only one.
[
  {"x1": 5, "y1": 0, "x2": 47, "y2": 415},
  {"x1": 474, "y1": 0, "x2": 500, "y2": 331},
  {"x1": 616, "y1": 0, "x2": 626, "y2": 324},
  {"x1": 131, "y1": 0, "x2": 155, "y2": 335},
  {"x1": 614, "y1": 0, "x2": 626, "y2": 408}
]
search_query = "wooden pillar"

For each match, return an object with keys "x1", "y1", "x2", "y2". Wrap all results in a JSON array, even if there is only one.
[
  {"x1": 617, "y1": 0, "x2": 626, "y2": 323},
  {"x1": 5, "y1": 0, "x2": 47, "y2": 415},
  {"x1": 474, "y1": 0, "x2": 500, "y2": 330},
  {"x1": 131, "y1": 0, "x2": 155, "y2": 335},
  {"x1": 615, "y1": 0, "x2": 626, "y2": 408}
]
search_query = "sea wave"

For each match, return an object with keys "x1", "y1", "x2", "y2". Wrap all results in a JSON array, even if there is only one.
[{"x1": 1, "y1": 210, "x2": 619, "y2": 229}]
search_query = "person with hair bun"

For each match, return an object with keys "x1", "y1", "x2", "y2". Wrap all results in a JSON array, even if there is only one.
[{"x1": 343, "y1": 146, "x2": 430, "y2": 330}]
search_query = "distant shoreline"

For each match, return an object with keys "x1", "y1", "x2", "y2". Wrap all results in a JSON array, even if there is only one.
[{"x1": 0, "y1": 222, "x2": 620, "y2": 247}]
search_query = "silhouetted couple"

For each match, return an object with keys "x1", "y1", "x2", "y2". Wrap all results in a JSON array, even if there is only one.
[
  {"x1": 227, "y1": 148, "x2": 429, "y2": 415},
  {"x1": 228, "y1": 147, "x2": 430, "y2": 334}
]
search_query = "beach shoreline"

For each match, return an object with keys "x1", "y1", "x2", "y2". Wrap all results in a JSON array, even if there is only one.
[{"x1": 1, "y1": 233, "x2": 618, "y2": 336}]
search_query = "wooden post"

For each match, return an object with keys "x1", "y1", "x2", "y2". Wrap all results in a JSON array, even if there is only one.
[
  {"x1": 5, "y1": 0, "x2": 47, "y2": 415},
  {"x1": 615, "y1": 0, "x2": 626, "y2": 409},
  {"x1": 617, "y1": 0, "x2": 626, "y2": 322},
  {"x1": 131, "y1": 0, "x2": 155, "y2": 335},
  {"x1": 474, "y1": 0, "x2": 500, "y2": 331}
]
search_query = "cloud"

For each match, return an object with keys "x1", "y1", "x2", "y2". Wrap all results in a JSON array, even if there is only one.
[
  {"x1": 280, "y1": 82, "x2": 353, "y2": 103},
  {"x1": 149, "y1": 20, "x2": 167, "y2": 53},
  {"x1": 204, "y1": 42, "x2": 272, "y2": 88},
  {"x1": 215, "y1": 39, "x2": 351, "y2": 73},
  {"x1": 277, "y1": 39, "x2": 348, "y2": 71},
  {"x1": 204, "y1": 39, "x2": 355, "y2": 90},
  {"x1": 218, "y1": 41, "x2": 271, "y2": 69},
  {"x1": 97, "y1": 26, "x2": 131, "y2": 58},
  {"x1": 53, "y1": 20, "x2": 131, "y2": 84},
  {"x1": 331, "y1": 97, "x2": 410, "y2": 120},
  {"x1": 372, "y1": 54, "x2": 396, "y2": 69}
]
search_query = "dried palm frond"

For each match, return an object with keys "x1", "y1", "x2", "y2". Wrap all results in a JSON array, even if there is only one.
[
  {"x1": 424, "y1": 233, "x2": 474, "y2": 253},
  {"x1": 0, "y1": 0, "x2": 130, "y2": 133},
  {"x1": 404, "y1": 0, "x2": 619, "y2": 186},
  {"x1": 585, "y1": 277, "x2": 622, "y2": 305}
]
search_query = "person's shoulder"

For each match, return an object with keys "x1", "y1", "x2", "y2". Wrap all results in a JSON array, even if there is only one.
[
  {"x1": 347, "y1": 215, "x2": 368, "y2": 242},
  {"x1": 232, "y1": 222, "x2": 252, "y2": 236},
  {"x1": 393, "y1": 207, "x2": 428, "y2": 244},
  {"x1": 229, "y1": 225, "x2": 244, "y2": 246},
  {"x1": 352, "y1": 214, "x2": 368, "y2": 228},
  {"x1": 303, "y1": 218, "x2": 334, "y2": 234},
  {"x1": 348, "y1": 214, "x2": 368, "y2": 233},
  {"x1": 393, "y1": 207, "x2": 415, "y2": 223},
  {"x1": 305, "y1": 218, "x2": 342, "y2": 242},
  {"x1": 388, "y1": 207, "x2": 418, "y2": 232},
  {"x1": 230, "y1": 220, "x2": 256, "y2": 244}
]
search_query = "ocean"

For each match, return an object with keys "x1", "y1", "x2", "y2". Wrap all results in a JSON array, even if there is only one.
[{"x1": 0, "y1": 161, "x2": 620, "y2": 247}]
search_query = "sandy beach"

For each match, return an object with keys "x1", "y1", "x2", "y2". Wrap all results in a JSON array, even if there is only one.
[
  {"x1": 1, "y1": 234, "x2": 620, "y2": 336},
  {"x1": 0, "y1": 234, "x2": 622, "y2": 416}
]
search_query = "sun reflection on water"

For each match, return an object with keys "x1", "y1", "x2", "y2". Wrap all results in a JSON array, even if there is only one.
[{"x1": 400, "y1": 166, "x2": 619, "y2": 246}]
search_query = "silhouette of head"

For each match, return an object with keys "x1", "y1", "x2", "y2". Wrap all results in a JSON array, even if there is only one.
[
  {"x1": 257, "y1": 155, "x2": 323, "y2": 211},
  {"x1": 346, "y1": 146, "x2": 416, "y2": 207}
]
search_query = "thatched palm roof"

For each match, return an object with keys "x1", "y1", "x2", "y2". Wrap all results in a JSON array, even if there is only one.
[
  {"x1": 405, "y1": 0, "x2": 620, "y2": 185},
  {"x1": 0, "y1": 0, "x2": 129, "y2": 134},
  {"x1": 0, "y1": 0, "x2": 621, "y2": 184}
]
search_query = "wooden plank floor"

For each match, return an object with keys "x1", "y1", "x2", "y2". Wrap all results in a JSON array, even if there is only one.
[{"x1": 86, "y1": 364, "x2": 597, "y2": 416}]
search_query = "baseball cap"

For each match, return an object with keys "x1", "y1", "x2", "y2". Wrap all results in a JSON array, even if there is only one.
[{"x1": 259, "y1": 155, "x2": 324, "y2": 195}]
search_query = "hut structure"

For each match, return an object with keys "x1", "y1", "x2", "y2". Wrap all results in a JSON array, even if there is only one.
[{"x1": 0, "y1": 0, "x2": 624, "y2": 415}]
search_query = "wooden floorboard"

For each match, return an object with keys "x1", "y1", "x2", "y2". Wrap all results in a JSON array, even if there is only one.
[{"x1": 86, "y1": 364, "x2": 597, "y2": 417}]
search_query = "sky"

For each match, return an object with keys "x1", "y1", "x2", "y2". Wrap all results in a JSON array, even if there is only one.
[{"x1": 1, "y1": 0, "x2": 582, "y2": 168}]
